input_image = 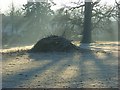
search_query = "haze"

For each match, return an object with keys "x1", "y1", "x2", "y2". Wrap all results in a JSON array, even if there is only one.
[{"x1": 0, "y1": 0, "x2": 116, "y2": 13}]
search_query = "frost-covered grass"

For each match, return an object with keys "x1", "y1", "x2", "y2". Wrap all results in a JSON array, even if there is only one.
[{"x1": 2, "y1": 41, "x2": 119, "y2": 88}]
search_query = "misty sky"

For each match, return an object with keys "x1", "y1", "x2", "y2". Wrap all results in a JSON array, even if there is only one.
[{"x1": 0, "y1": 0, "x2": 116, "y2": 13}]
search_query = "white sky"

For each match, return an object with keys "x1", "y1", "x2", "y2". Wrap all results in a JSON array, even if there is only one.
[{"x1": 0, "y1": 0, "x2": 117, "y2": 13}]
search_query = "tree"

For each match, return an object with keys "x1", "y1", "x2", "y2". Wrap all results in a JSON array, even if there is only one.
[
  {"x1": 23, "y1": 1, "x2": 54, "y2": 26},
  {"x1": 22, "y1": 1, "x2": 54, "y2": 40},
  {"x1": 81, "y1": 0, "x2": 92, "y2": 43},
  {"x1": 23, "y1": 1, "x2": 53, "y2": 21},
  {"x1": 9, "y1": 1, "x2": 15, "y2": 33},
  {"x1": 51, "y1": 0, "x2": 117, "y2": 41},
  {"x1": 4, "y1": 1, "x2": 24, "y2": 34},
  {"x1": 64, "y1": 0, "x2": 117, "y2": 43},
  {"x1": 62, "y1": 0, "x2": 101, "y2": 43},
  {"x1": 81, "y1": 0, "x2": 102, "y2": 43}
]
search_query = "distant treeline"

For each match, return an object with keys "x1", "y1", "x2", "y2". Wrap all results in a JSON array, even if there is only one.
[{"x1": 2, "y1": 1, "x2": 118, "y2": 47}]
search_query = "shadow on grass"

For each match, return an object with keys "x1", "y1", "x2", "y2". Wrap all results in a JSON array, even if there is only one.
[
  {"x1": 2, "y1": 51, "x2": 75, "y2": 88},
  {"x1": 2, "y1": 44, "x2": 118, "y2": 88},
  {"x1": 67, "y1": 44, "x2": 118, "y2": 88}
]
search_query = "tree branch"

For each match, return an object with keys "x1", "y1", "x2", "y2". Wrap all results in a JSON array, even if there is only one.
[
  {"x1": 92, "y1": 6, "x2": 116, "y2": 29},
  {"x1": 69, "y1": 4, "x2": 85, "y2": 10},
  {"x1": 115, "y1": 0, "x2": 120, "y2": 8},
  {"x1": 92, "y1": 0, "x2": 101, "y2": 7}
]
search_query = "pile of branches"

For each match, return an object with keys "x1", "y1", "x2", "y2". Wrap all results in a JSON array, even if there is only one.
[{"x1": 30, "y1": 35, "x2": 79, "y2": 52}]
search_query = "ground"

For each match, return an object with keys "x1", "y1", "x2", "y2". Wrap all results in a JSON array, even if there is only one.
[{"x1": 1, "y1": 41, "x2": 119, "y2": 88}]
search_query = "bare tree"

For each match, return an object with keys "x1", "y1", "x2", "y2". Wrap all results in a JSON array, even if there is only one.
[
  {"x1": 81, "y1": 0, "x2": 92, "y2": 43},
  {"x1": 64, "y1": 0, "x2": 101, "y2": 43}
]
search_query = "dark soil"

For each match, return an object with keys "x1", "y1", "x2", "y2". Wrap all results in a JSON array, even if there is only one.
[{"x1": 30, "y1": 35, "x2": 79, "y2": 52}]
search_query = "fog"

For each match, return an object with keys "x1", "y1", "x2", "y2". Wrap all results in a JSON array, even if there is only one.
[
  {"x1": 2, "y1": 14, "x2": 118, "y2": 49},
  {"x1": 1, "y1": 1, "x2": 119, "y2": 49}
]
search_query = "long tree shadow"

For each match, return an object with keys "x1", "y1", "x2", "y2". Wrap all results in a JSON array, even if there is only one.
[
  {"x1": 2, "y1": 44, "x2": 118, "y2": 88},
  {"x1": 2, "y1": 51, "x2": 75, "y2": 88},
  {"x1": 68, "y1": 44, "x2": 118, "y2": 88},
  {"x1": 32, "y1": 53, "x2": 78, "y2": 88}
]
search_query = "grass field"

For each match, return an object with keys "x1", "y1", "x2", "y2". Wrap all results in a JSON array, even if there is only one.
[{"x1": 1, "y1": 41, "x2": 119, "y2": 88}]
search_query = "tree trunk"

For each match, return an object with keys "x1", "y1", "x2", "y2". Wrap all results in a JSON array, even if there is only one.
[
  {"x1": 81, "y1": 0, "x2": 92, "y2": 43},
  {"x1": 118, "y1": 4, "x2": 120, "y2": 41},
  {"x1": 11, "y1": 1, "x2": 14, "y2": 33}
]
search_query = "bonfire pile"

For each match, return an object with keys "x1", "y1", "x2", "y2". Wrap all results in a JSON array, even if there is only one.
[{"x1": 30, "y1": 35, "x2": 78, "y2": 52}]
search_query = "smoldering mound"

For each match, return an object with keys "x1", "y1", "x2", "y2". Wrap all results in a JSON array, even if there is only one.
[{"x1": 29, "y1": 35, "x2": 79, "y2": 52}]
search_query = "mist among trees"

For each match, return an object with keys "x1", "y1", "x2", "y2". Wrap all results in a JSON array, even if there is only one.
[{"x1": 2, "y1": 0, "x2": 118, "y2": 47}]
